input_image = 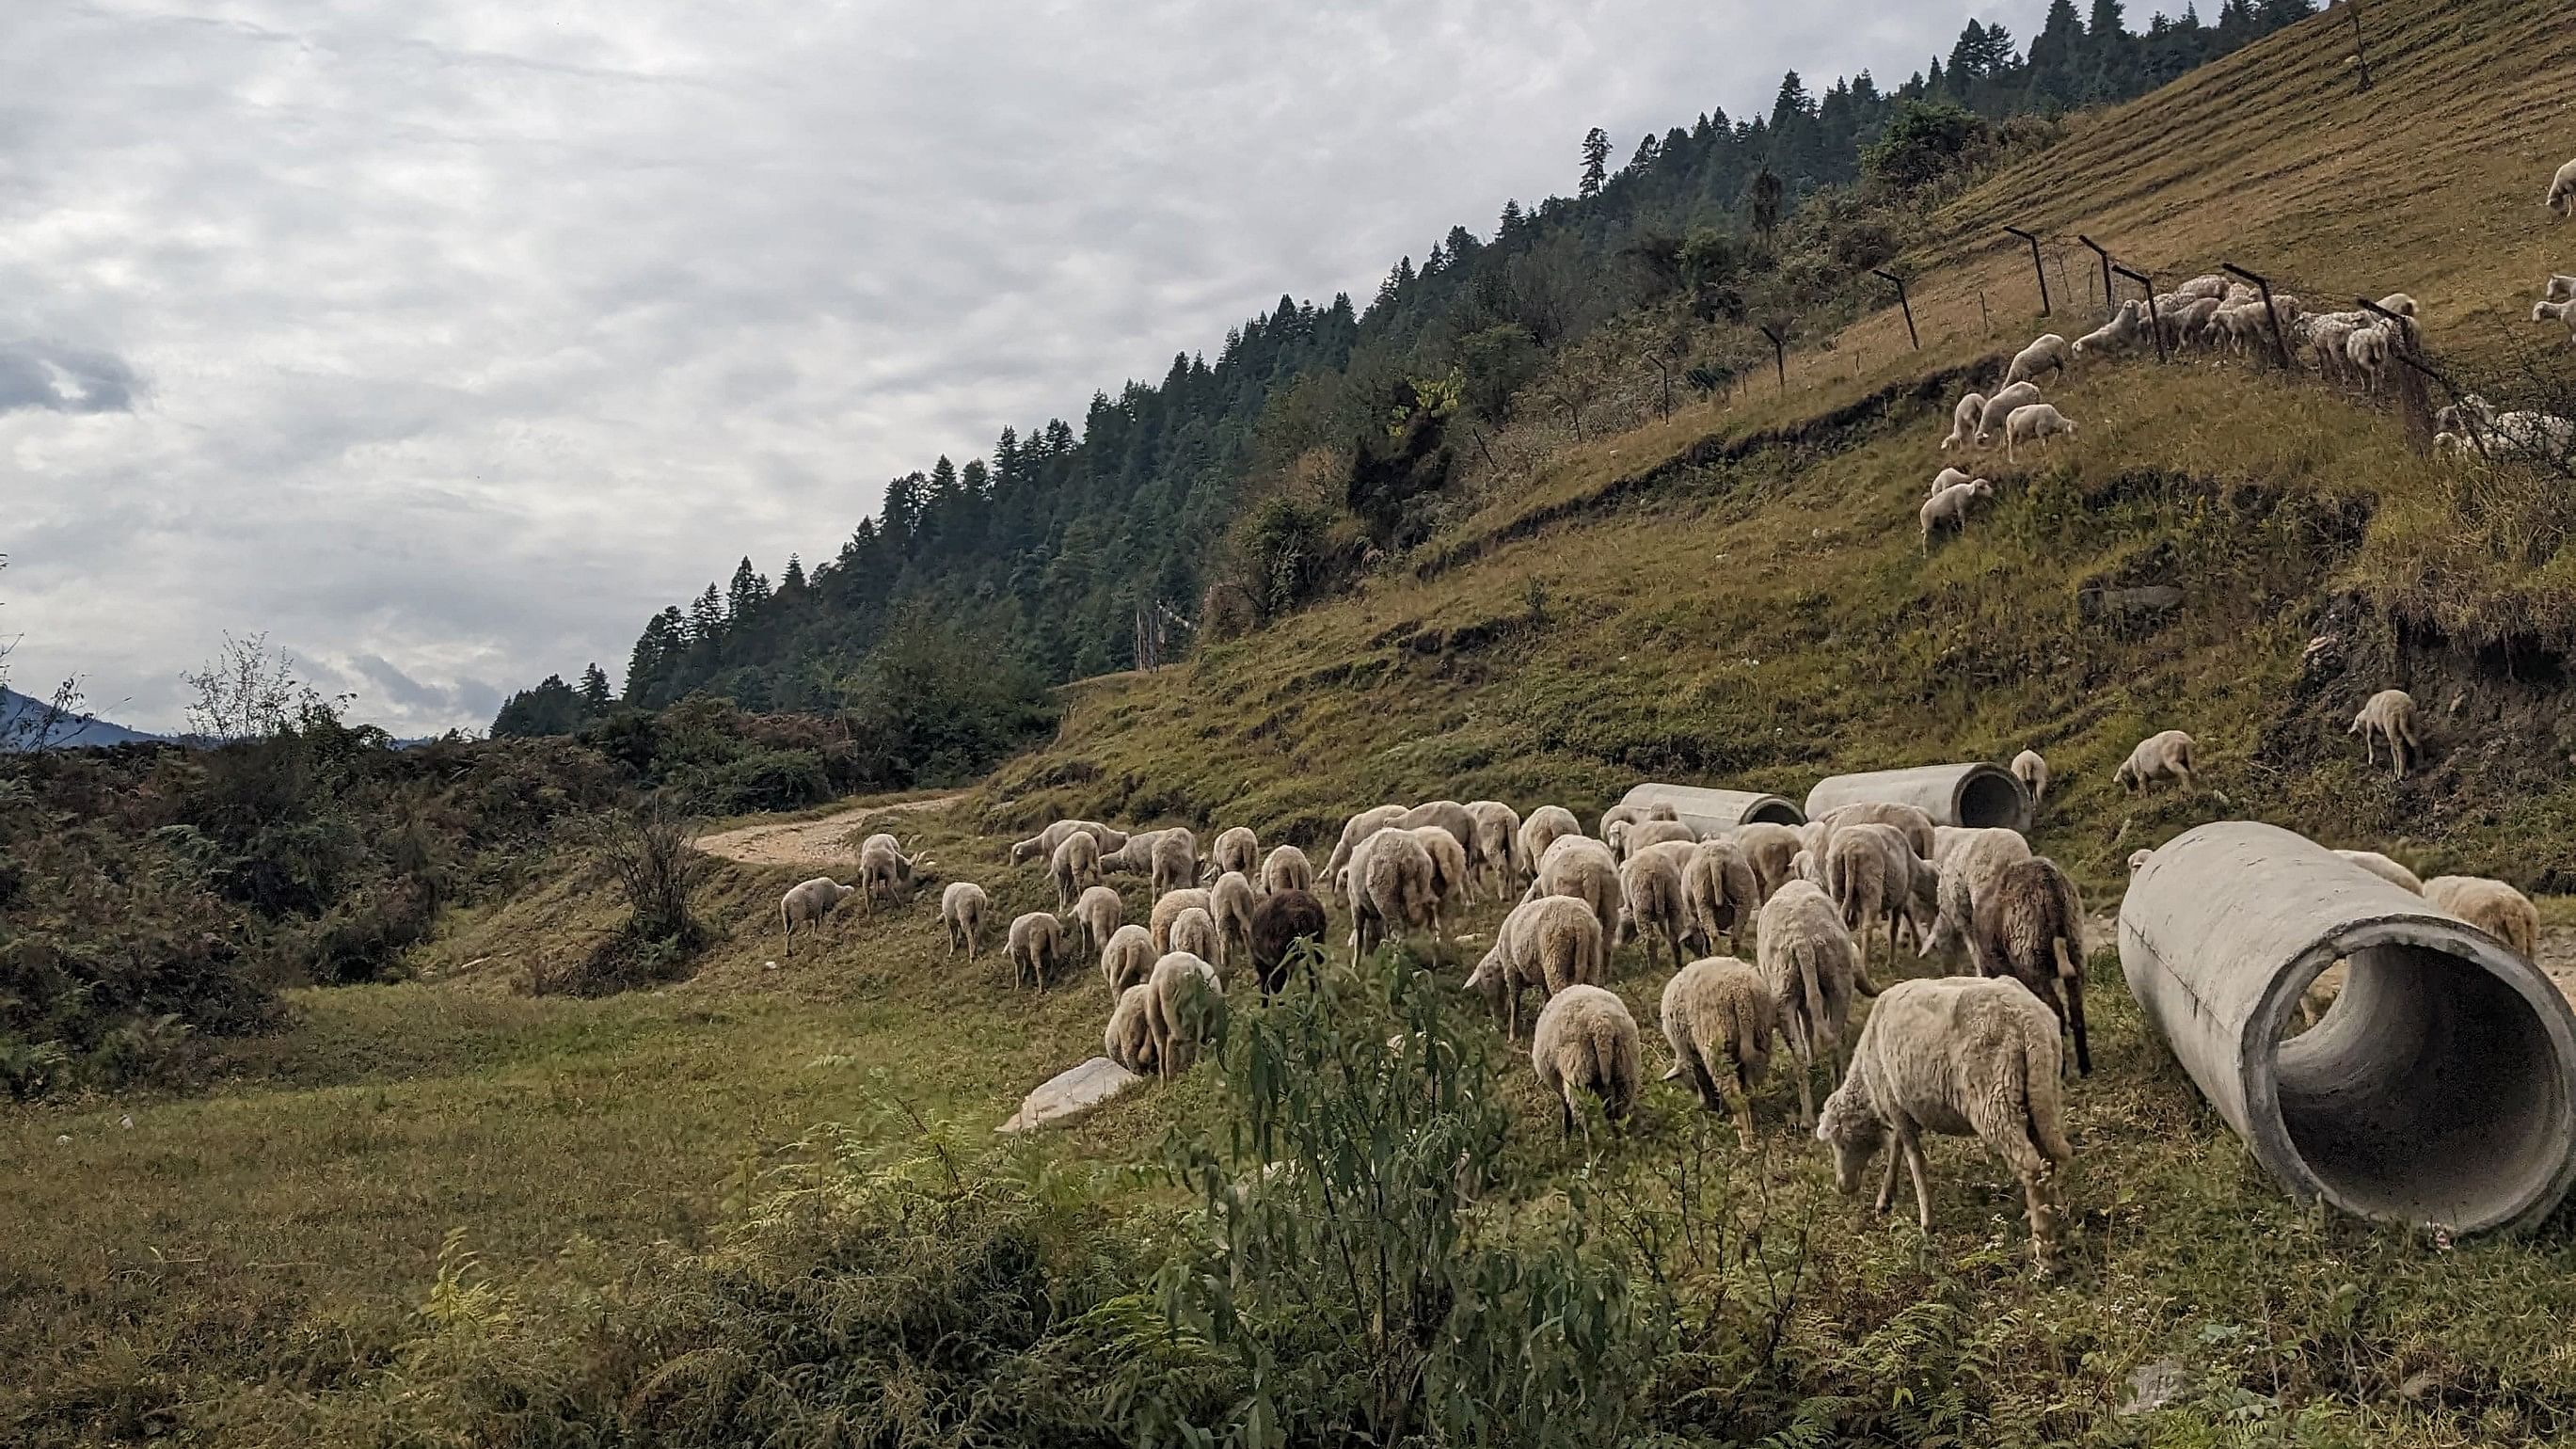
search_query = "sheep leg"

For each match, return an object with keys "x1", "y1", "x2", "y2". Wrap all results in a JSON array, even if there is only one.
[
  {"x1": 1900, "y1": 1123, "x2": 1936, "y2": 1232},
  {"x1": 1727, "y1": 1068, "x2": 1758, "y2": 1153},
  {"x1": 1873, "y1": 1138, "x2": 1900, "y2": 1214},
  {"x1": 2023, "y1": 1169, "x2": 2060, "y2": 1275},
  {"x1": 1790, "y1": 1027, "x2": 1817, "y2": 1128}
]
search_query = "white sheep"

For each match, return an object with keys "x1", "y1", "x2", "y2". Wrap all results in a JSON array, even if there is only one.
[
  {"x1": 1825, "y1": 822, "x2": 1932, "y2": 970},
  {"x1": 1660, "y1": 956, "x2": 1773, "y2": 1150},
  {"x1": 2171, "y1": 295, "x2": 2222, "y2": 351},
  {"x1": 1324, "y1": 804, "x2": 1408, "y2": 900},
  {"x1": 1529, "y1": 984, "x2": 1641, "y2": 1136},
  {"x1": 1104, "y1": 982, "x2": 1159, "y2": 1075},
  {"x1": 2547, "y1": 156, "x2": 2576, "y2": 218},
  {"x1": 2011, "y1": 748, "x2": 2047, "y2": 807},
  {"x1": 1008, "y1": 911, "x2": 1070, "y2": 992},
  {"x1": 1168, "y1": 905, "x2": 1222, "y2": 966},
  {"x1": 1350, "y1": 826, "x2": 1440, "y2": 964},
  {"x1": 941, "y1": 881, "x2": 992, "y2": 959},
  {"x1": 1406, "y1": 825, "x2": 1470, "y2": 956},
  {"x1": 1919, "y1": 478, "x2": 1994, "y2": 547},
  {"x1": 1150, "y1": 829, "x2": 1199, "y2": 901},
  {"x1": 2348, "y1": 688, "x2": 2422, "y2": 779},
  {"x1": 1518, "y1": 805, "x2": 1582, "y2": 887},
  {"x1": 1624, "y1": 819, "x2": 1697, "y2": 854},
  {"x1": 1149, "y1": 887, "x2": 1215, "y2": 953},
  {"x1": 1816, "y1": 974, "x2": 2074, "y2": 1272},
  {"x1": 1097, "y1": 827, "x2": 1168, "y2": 881},
  {"x1": 2172, "y1": 274, "x2": 2228, "y2": 303},
  {"x1": 1010, "y1": 819, "x2": 1127, "y2": 866},
  {"x1": 1973, "y1": 381, "x2": 2044, "y2": 444},
  {"x1": 2534, "y1": 297, "x2": 2576, "y2": 347},
  {"x1": 1050, "y1": 831, "x2": 1101, "y2": 909},
  {"x1": 1526, "y1": 833, "x2": 1624, "y2": 945},
  {"x1": 1260, "y1": 844, "x2": 1314, "y2": 897},
  {"x1": 1940, "y1": 390, "x2": 1988, "y2": 451},
  {"x1": 1732, "y1": 822, "x2": 1805, "y2": 904},
  {"x1": 1921, "y1": 826, "x2": 2030, "y2": 971},
  {"x1": 2003, "y1": 333, "x2": 2071, "y2": 388},
  {"x1": 2547, "y1": 274, "x2": 2576, "y2": 304},
  {"x1": 1757, "y1": 880, "x2": 1874, "y2": 1127},
  {"x1": 1465, "y1": 894, "x2": 1605, "y2": 1043},
  {"x1": 2334, "y1": 849, "x2": 2423, "y2": 895},
  {"x1": 2345, "y1": 321, "x2": 2393, "y2": 395},
  {"x1": 1598, "y1": 800, "x2": 1678, "y2": 840},
  {"x1": 1100, "y1": 922, "x2": 1157, "y2": 995},
  {"x1": 1068, "y1": 884, "x2": 1122, "y2": 959},
  {"x1": 1816, "y1": 801, "x2": 1935, "y2": 862},
  {"x1": 856, "y1": 835, "x2": 916, "y2": 912},
  {"x1": 2004, "y1": 403, "x2": 2075, "y2": 462},
  {"x1": 1396, "y1": 800, "x2": 1480, "y2": 863},
  {"x1": 1210, "y1": 870, "x2": 1258, "y2": 978},
  {"x1": 2422, "y1": 876, "x2": 2540, "y2": 959},
  {"x1": 2113, "y1": 728, "x2": 2198, "y2": 794},
  {"x1": 1930, "y1": 465, "x2": 1973, "y2": 496},
  {"x1": 1145, "y1": 950, "x2": 1224, "y2": 1079},
  {"x1": 1681, "y1": 837, "x2": 1761, "y2": 956},
  {"x1": 779, "y1": 876, "x2": 855, "y2": 952},
  {"x1": 2071, "y1": 300, "x2": 2143, "y2": 360},
  {"x1": 1617, "y1": 844, "x2": 1692, "y2": 974},
  {"x1": 1464, "y1": 800, "x2": 1526, "y2": 896}
]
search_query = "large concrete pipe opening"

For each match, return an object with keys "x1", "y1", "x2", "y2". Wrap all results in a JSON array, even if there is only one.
[
  {"x1": 1618, "y1": 784, "x2": 1804, "y2": 836},
  {"x1": 1803, "y1": 763, "x2": 2031, "y2": 832},
  {"x1": 2123, "y1": 821, "x2": 2576, "y2": 1234}
]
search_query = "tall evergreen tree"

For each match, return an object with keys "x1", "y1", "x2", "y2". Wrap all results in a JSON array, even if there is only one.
[
  {"x1": 780, "y1": 553, "x2": 807, "y2": 593},
  {"x1": 2027, "y1": 0, "x2": 2088, "y2": 107},
  {"x1": 577, "y1": 662, "x2": 612, "y2": 712},
  {"x1": 1578, "y1": 128, "x2": 1611, "y2": 198},
  {"x1": 725, "y1": 557, "x2": 768, "y2": 621}
]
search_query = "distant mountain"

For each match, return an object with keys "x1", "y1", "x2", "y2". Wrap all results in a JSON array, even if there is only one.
[{"x1": 0, "y1": 687, "x2": 167, "y2": 750}]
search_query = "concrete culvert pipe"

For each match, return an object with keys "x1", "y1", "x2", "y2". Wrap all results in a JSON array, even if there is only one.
[
  {"x1": 1802, "y1": 763, "x2": 2030, "y2": 832},
  {"x1": 2123, "y1": 821, "x2": 2576, "y2": 1234},
  {"x1": 1618, "y1": 784, "x2": 1805, "y2": 836}
]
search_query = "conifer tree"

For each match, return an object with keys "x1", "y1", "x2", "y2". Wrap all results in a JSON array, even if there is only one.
[
  {"x1": 578, "y1": 663, "x2": 612, "y2": 712},
  {"x1": 1578, "y1": 128, "x2": 1611, "y2": 197}
]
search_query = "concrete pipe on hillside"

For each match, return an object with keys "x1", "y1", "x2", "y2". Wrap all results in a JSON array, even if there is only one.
[
  {"x1": 1802, "y1": 763, "x2": 2029, "y2": 832},
  {"x1": 2123, "y1": 821, "x2": 2576, "y2": 1234},
  {"x1": 1617, "y1": 784, "x2": 1805, "y2": 836}
]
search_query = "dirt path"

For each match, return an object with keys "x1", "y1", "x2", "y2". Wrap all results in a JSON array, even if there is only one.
[{"x1": 695, "y1": 792, "x2": 967, "y2": 868}]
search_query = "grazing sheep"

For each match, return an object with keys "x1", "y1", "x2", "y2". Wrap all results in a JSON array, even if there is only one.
[
  {"x1": 1930, "y1": 465, "x2": 1973, "y2": 496},
  {"x1": 1210, "y1": 870, "x2": 1258, "y2": 978},
  {"x1": 2011, "y1": 749, "x2": 2047, "y2": 807},
  {"x1": 1625, "y1": 819, "x2": 1697, "y2": 854},
  {"x1": 2172, "y1": 274, "x2": 2228, "y2": 302},
  {"x1": 1150, "y1": 829, "x2": 1199, "y2": 901},
  {"x1": 2003, "y1": 333, "x2": 2071, "y2": 388},
  {"x1": 2533, "y1": 297, "x2": 2576, "y2": 347},
  {"x1": 1248, "y1": 888, "x2": 1327, "y2": 995},
  {"x1": 1104, "y1": 982, "x2": 1159, "y2": 1075},
  {"x1": 1940, "y1": 390, "x2": 1987, "y2": 451},
  {"x1": 1168, "y1": 906, "x2": 1222, "y2": 967},
  {"x1": 1530, "y1": 984, "x2": 1642, "y2": 1136},
  {"x1": 2345, "y1": 321, "x2": 2394, "y2": 395},
  {"x1": 1396, "y1": 801, "x2": 1480, "y2": 865},
  {"x1": 2113, "y1": 729, "x2": 2198, "y2": 795},
  {"x1": 1617, "y1": 845, "x2": 1692, "y2": 974},
  {"x1": 1974, "y1": 381, "x2": 2044, "y2": 444},
  {"x1": 1350, "y1": 826, "x2": 1440, "y2": 964},
  {"x1": 780, "y1": 877, "x2": 856, "y2": 952},
  {"x1": 1260, "y1": 844, "x2": 1314, "y2": 897},
  {"x1": 1971, "y1": 856, "x2": 2090, "y2": 1075},
  {"x1": 857, "y1": 836, "x2": 916, "y2": 912},
  {"x1": 941, "y1": 881, "x2": 992, "y2": 959},
  {"x1": 1097, "y1": 827, "x2": 1169, "y2": 881},
  {"x1": 1407, "y1": 824, "x2": 1472, "y2": 945},
  {"x1": 2004, "y1": 403, "x2": 2075, "y2": 462},
  {"x1": 1733, "y1": 821, "x2": 1805, "y2": 904},
  {"x1": 1010, "y1": 819, "x2": 1127, "y2": 866},
  {"x1": 2334, "y1": 849, "x2": 2423, "y2": 895},
  {"x1": 2548, "y1": 274, "x2": 2576, "y2": 304},
  {"x1": 1070, "y1": 884, "x2": 1123, "y2": 959},
  {"x1": 1205, "y1": 826, "x2": 1260, "y2": 885},
  {"x1": 1681, "y1": 837, "x2": 1762, "y2": 956},
  {"x1": 1101, "y1": 923, "x2": 1158, "y2": 995},
  {"x1": 1922, "y1": 826, "x2": 2032, "y2": 972},
  {"x1": 1464, "y1": 800, "x2": 1526, "y2": 896},
  {"x1": 1008, "y1": 911, "x2": 1071, "y2": 992},
  {"x1": 1818, "y1": 801, "x2": 1936, "y2": 862},
  {"x1": 1465, "y1": 894, "x2": 1606, "y2": 1043},
  {"x1": 2548, "y1": 156, "x2": 2576, "y2": 218},
  {"x1": 1660, "y1": 957, "x2": 1773, "y2": 1150},
  {"x1": 2348, "y1": 688, "x2": 2422, "y2": 779},
  {"x1": 1150, "y1": 887, "x2": 1215, "y2": 953},
  {"x1": 1518, "y1": 805, "x2": 1582, "y2": 887},
  {"x1": 2422, "y1": 876, "x2": 2541, "y2": 959},
  {"x1": 1598, "y1": 800, "x2": 1679, "y2": 841},
  {"x1": 2071, "y1": 300, "x2": 2143, "y2": 360},
  {"x1": 1050, "y1": 831, "x2": 1102, "y2": 909},
  {"x1": 1527, "y1": 834, "x2": 1625, "y2": 946},
  {"x1": 1757, "y1": 880, "x2": 1874, "y2": 1127},
  {"x1": 1817, "y1": 975, "x2": 2073, "y2": 1272},
  {"x1": 1827, "y1": 822, "x2": 1932, "y2": 970},
  {"x1": 1919, "y1": 478, "x2": 1995, "y2": 547},
  {"x1": 1145, "y1": 951, "x2": 1225, "y2": 1079},
  {"x1": 1324, "y1": 804, "x2": 1408, "y2": 900}
]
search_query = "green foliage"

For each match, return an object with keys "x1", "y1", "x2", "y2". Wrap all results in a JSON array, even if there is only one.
[
  {"x1": 1862, "y1": 101, "x2": 1996, "y2": 192},
  {"x1": 1226, "y1": 490, "x2": 1354, "y2": 624},
  {"x1": 839, "y1": 610, "x2": 1058, "y2": 787}
]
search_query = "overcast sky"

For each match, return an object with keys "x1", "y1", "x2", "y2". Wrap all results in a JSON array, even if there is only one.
[{"x1": 2, "y1": 0, "x2": 2043, "y2": 736}]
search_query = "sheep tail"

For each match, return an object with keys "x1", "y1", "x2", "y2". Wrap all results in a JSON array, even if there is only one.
[
  {"x1": 2022, "y1": 1021, "x2": 2075, "y2": 1166},
  {"x1": 1797, "y1": 941, "x2": 1830, "y2": 1045}
]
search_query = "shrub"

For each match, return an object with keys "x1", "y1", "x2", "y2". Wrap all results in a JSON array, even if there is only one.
[{"x1": 1862, "y1": 101, "x2": 1994, "y2": 193}]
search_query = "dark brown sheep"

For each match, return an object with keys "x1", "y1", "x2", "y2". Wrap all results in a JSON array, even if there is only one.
[
  {"x1": 1248, "y1": 888, "x2": 1328, "y2": 995},
  {"x1": 1970, "y1": 855, "x2": 2090, "y2": 1075}
]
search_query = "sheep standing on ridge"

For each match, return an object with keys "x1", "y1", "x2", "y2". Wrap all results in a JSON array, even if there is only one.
[
  {"x1": 1150, "y1": 887, "x2": 1215, "y2": 953},
  {"x1": 2004, "y1": 333, "x2": 2071, "y2": 388},
  {"x1": 1617, "y1": 844, "x2": 1692, "y2": 974},
  {"x1": 2012, "y1": 749, "x2": 2048, "y2": 808},
  {"x1": 2546, "y1": 157, "x2": 2576, "y2": 219},
  {"x1": 2349, "y1": 688, "x2": 2423, "y2": 779},
  {"x1": 1661, "y1": 957, "x2": 1773, "y2": 1150},
  {"x1": 2423, "y1": 876, "x2": 2540, "y2": 959},
  {"x1": 1974, "y1": 381, "x2": 2043, "y2": 445},
  {"x1": 1210, "y1": 870, "x2": 1258, "y2": 978},
  {"x1": 1530, "y1": 984, "x2": 1641, "y2": 1137},
  {"x1": 2005, "y1": 403, "x2": 2075, "y2": 462},
  {"x1": 1248, "y1": 888, "x2": 1326, "y2": 995},
  {"x1": 1757, "y1": 880, "x2": 1875, "y2": 1127},
  {"x1": 1145, "y1": 950, "x2": 1224, "y2": 1079},
  {"x1": 1168, "y1": 906, "x2": 1222, "y2": 967},
  {"x1": 1920, "y1": 478, "x2": 1995, "y2": 548},
  {"x1": 2113, "y1": 729, "x2": 2199, "y2": 795},
  {"x1": 1104, "y1": 983, "x2": 1158, "y2": 1075},
  {"x1": 1261, "y1": 844, "x2": 1314, "y2": 897},
  {"x1": 1465, "y1": 800, "x2": 1526, "y2": 897},
  {"x1": 941, "y1": 881, "x2": 991, "y2": 960},
  {"x1": 1207, "y1": 826, "x2": 1259, "y2": 884},
  {"x1": 1008, "y1": 911, "x2": 1070, "y2": 992},
  {"x1": 1816, "y1": 975, "x2": 2074, "y2": 1273},
  {"x1": 1940, "y1": 390, "x2": 1988, "y2": 451},
  {"x1": 2334, "y1": 849, "x2": 2423, "y2": 895},
  {"x1": 780, "y1": 877, "x2": 856, "y2": 953},
  {"x1": 1465, "y1": 894, "x2": 1605, "y2": 1043},
  {"x1": 1101, "y1": 922, "x2": 1157, "y2": 995},
  {"x1": 1518, "y1": 805, "x2": 1582, "y2": 887},
  {"x1": 1971, "y1": 856, "x2": 2090, "y2": 1075},
  {"x1": 1350, "y1": 826, "x2": 1440, "y2": 964},
  {"x1": 1324, "y1": 804, "x2": 1407, "y2": 901},
  {"x1": 1527, "y1": 834, "x2": 1624, "y2": 947},
  {"x1": 1071, "y1": 884, "x2": 1122, "y2": 959},
  {"x1": 1050, "y1": 831, "x2": 1101, "y2": 909}
]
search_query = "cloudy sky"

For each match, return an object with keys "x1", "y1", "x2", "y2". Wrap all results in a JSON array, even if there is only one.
[{"x1": 3, "y1": 0, "x2": 2043, "y2": 736}]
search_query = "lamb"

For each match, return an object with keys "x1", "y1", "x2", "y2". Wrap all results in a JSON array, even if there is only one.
[
  {"x1": 1616, "y1": 844, "x2": 1693, "y2": 974},
  {"x1": 1150, "y1": 828, "x2": 1199, "y2": 900},
  {"x1": 2334, "y1": 849, "x2": 2423, "y2": 895},
  {"x1": 2004, "y1": 403, "x2": 2075, "y2": 462},
  {"x1": 2349, "y1": 688, "x2": 2423, "y2": 779},
  {"x1": 1349, "y1": 826, "x2": 1440, "y2": 964},
  {"x1": 1529, "y1": 984, "x2": 1641, "y2": 1136},
  {"x1": 1260, "y1": 843, "x2": 1314, "y2": 897},
  {"x1": 1008, "y1": 911, "x2": 1071, "y2": 992},
  {"x1": 1940, "y1": 390, "x2": 1987, "y2": 451},
  {"x1": 779, "y1": 877, "x2": 856, "y2": 952},
  {"x1": 1816, "y1": 975, "x2": 2073, "y2": 1272},
  {"x1": 1168, "y1": 905, "x2": 1223, "y2": 967},
  {"x1": 1660, "y1": 956, "x2": 1773, "y2": 1150},
  {"x1": 1757, "y1": 880, "x2": 1875, "y2": 1126},
  {"x1": 1930, "y1": 465, "x2": 1973, "y2": 496},
  {"x1": 1210, "y1": 870, "x2": 1258, "y2": 977},
  {"x1": 940, "y1": 881, "x2": 992, "y2": 959},
  {"x1": 1518, "y1": 805, "x2": 1582, "y2": 886},
  {"x1": 856, "y1": 835, "x2": 916, "y2": 912},
  {"x1": 1149, "y1": 887, "x2": 1215, "y2": 953},
  {"x1": 2003, "y1": 333, "x2": 2071, "y2": 388},
  {"x1": 1921, "y1": 826, "x2": 2031, "y2": 972},
  {"x1": 2113, "y1": 728, "x2": 2198, "y2": 795},
  {"x1": 1070, "y1": 884, "x2": 1123, "y2": 959},
  {"x1": 1681, "y1": 836, "x2": 1762, "y2": 956},
  {"x1": 1145, "y1": 950, "x2": 1224, "y2": 1079},
  {"x1": 1919, "y1": 478, "x2": 1994, "y2": 547},
  {"x1": 1526, "y1": 834, "x2": 1624, "y2": 945},
  {"x1": 1207, "y1": 825, "x2": 1260, "y2": 884},
  {"x1": 1464, "y1": 800, "x2": 1526, "y2": 897},
  {"x1": 1248, "y1": 888, "x2": 1327, "y2": 995},
  {"x1": 1973, "y1": 381, "x2": 2043, "y2": 444},
  {"x1": 1050, "y1": 831, "x2": 1102, "y2": 908},
  {"x1": 2011, "y1": 748, "x2": 2048, "y2": 807},
  {"x1": 1010, "y1": 819, "x2": 1127, "y2": 866},
  {"x1": 1323, "y1": 804, "x2": 1407, "y2": 900},
  {"x1": 1104, "y1": 982, "x2": 1159, "y2": 1075},
  {"x1": 1970, "y1": 856, "x2": 2090, "y2": 1075},
  {"x1": 1465, "y1": 894, "x2": 1606, "y2": 1043},
  {"x1": 2547, "y1": 156, "x2": 2576, "y2": 219},
  {"x1": 1101, "y1": 922, "x2": 1157, "y2": 995},
  {"x1": 1733, "y1": 821, "x2": 1805, "y2": 903},
  {"x1": 1826, "y1": 822, "x2": 1932, "y2": 970},
  {"x1": 2422, "y1": 876, "x2": 2540, "y2": 959},
  {"x1": 2070, "y1": 300, "x2": 2143, "y2": 360}
]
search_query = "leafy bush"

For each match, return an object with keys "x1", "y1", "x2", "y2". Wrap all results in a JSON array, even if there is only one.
[
  {"x1": 841, "y1": 610, "x2": 1058, "y2": 786},
  {"x1": 1861, "y1": 100, "x2": 1995, "y2": 193}
]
